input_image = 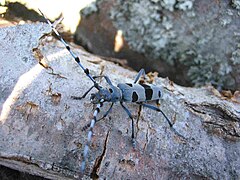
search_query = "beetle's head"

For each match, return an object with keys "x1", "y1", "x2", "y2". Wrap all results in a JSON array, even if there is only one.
[
  {"x1": 90, "y1": 86, "x2": 122, "y2": 104},
  {"x1": 90, "y1": 88, "x2": 111, "y2": 104}
]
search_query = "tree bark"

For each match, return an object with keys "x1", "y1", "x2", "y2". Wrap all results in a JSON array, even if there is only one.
[{"x1": 0, "y1": 23, "x2": 240, "y2": 179}]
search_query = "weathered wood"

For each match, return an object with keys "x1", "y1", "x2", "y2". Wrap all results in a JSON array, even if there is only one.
[{"x1": 0, "y1": 23, "x2": 240, "y2": 179}]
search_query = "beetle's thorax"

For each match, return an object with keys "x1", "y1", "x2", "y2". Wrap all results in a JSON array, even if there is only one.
[{"x1": 90, "y1": 85, "x2": 122, "y2": 104}]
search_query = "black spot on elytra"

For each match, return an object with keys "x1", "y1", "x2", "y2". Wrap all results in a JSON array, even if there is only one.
[
  {"x1": 158, "y1": 91, "x2": 162, "y2": 97},
  {"x1": 145, "y1": 89, "x2": 153, "y2": 100},
  {"x1": 140, "y1": 84, "x2": 153, "y2": 100},
  {"x1": 126, "y1": 83, "x2": 133, "y2": 87},
  {"x1": 140, "y1": 84, "x2": 150, "y2": 89},
  {"x1": 132, "y1": 92, "x2": 138, "y2": 102}
]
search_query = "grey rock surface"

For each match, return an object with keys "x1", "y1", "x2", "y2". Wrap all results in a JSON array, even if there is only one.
[
  {"x1": 77, "y1": 0, "x2": 240, "y2": 90},
  {"x1": 0, "y1": 23, "x2": 240, "y2": 179}
]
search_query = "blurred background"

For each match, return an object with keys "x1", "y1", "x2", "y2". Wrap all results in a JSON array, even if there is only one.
[{"x1": 0, "y1": 0, "x2": 93, "y2": 32}]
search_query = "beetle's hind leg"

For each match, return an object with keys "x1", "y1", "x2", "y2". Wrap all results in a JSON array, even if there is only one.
[{"x1": 137, "y1": 103, "x2": 186, "y2": 140}]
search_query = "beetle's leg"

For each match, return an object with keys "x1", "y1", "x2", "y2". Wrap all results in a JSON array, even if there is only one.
[
  {"x1": 71, "y1": 85, "x2": 95, "y2": 100},
  {"x1": 134, "y1": 68, "x2": 146, "y2": 83},
  {"x1": 92, "y1": 75, "x2": 113, "y2": 86},
  {"x1": 120, "y1": 102, "x2": 136, "y2": 148},
  {"x1": 138, "y1": 103, "x2": 186, "y2": 140},
  {"x1": 82, "y1": 103, "x2": 114, "y2": 131}
]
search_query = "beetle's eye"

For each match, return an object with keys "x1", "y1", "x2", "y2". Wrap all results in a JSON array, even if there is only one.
[{"x1": 109, "y1": 88, "x2": 113, "y2": 93}]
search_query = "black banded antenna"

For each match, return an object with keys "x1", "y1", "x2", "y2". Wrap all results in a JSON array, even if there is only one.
[{"x1": 38, "y1": 9, "x2": 100, "y2": 90}]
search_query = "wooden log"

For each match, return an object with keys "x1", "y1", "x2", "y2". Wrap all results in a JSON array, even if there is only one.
[{"x1": 0, "y1": 23, "x2": 239, "y2": 179}]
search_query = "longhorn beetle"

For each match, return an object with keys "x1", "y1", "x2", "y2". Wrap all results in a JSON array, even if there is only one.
[{"x1": 39, "y1": 10, "x2": 184, "y2": 174}]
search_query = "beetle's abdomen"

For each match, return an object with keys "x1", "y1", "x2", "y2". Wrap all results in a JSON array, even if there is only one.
[{"x1": 117, "y1": 83, "x2": 162, "y2": 102}]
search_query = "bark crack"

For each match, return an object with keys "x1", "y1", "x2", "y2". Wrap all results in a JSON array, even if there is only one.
[
  {"x1": 143, "y1": 128, "x2": 149, "y2": 152},
  {"x1": 0, "y1": 155, "x2": 78, "y2": 175},
  {"x1": 186, "y1": 102, "x2": 240, "y2": 140},
  {"x1": 90, "y1": 130, "x2": 110, "y2": 179},
  {"x1": 26, "y1": 105, "x2": 32, "y2": 121}
]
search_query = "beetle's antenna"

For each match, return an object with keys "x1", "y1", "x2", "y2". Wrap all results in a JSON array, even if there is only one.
[
  {"x1": 38, "y1": 9, "x2": 100, "y2": 90},
  {"x1": 81, "y1": 99, "x2": 104, "y2": 173}
]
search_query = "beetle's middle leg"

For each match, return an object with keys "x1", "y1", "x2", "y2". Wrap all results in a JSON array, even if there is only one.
[{"x1": 120, "y1": 102, "x2": 136, "y2": 148}]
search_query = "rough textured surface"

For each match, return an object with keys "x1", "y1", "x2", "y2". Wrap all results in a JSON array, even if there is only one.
[
  {"x1": 0, "y1": 164, "x2": 48, "y2": 180},
  {"x1": 76, "y1": 0, "x2": 240, "y2": 90},
  {"x1": 0, "y1": 23, "x2": 240, "y2": 179},
  {"x1": 75, "y1": 0, "x2": 149, "y2": 73}
]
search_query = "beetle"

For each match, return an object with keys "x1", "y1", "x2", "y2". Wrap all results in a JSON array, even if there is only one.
[{"x1": 39, "y1": 9, "x2": 184, "y2": 173}]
